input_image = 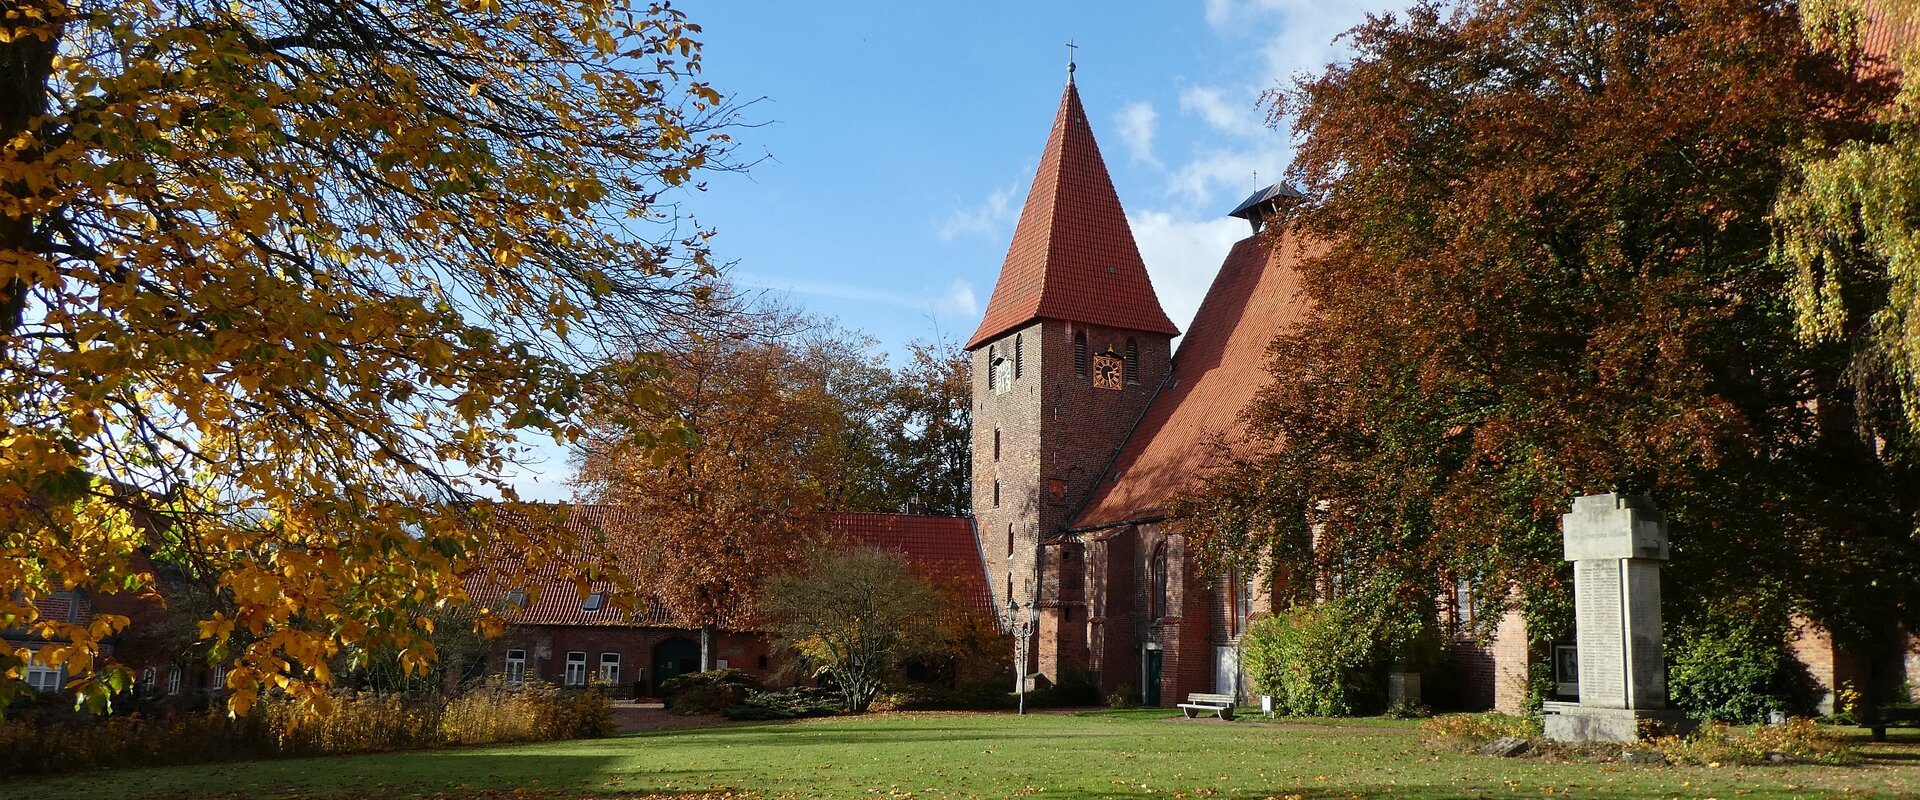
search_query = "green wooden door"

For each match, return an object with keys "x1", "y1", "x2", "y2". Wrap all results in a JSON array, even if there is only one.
[{"x1": 652, "y1": 637, "x2": 700, "y2": 696}]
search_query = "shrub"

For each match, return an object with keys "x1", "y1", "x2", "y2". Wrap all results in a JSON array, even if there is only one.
[
  {"x1": 720, "y1": 687, "x2": 841, "y2": 721},
  {"x1": 1667, "y1": 608, "x2": 1819, "y2": 723},
  {"x1": 0, "y1": 679, "x2": 612, "y2": 776},
  {"x1": 1242, "y1": 601, "x2": 1382, "y2": 716},
  {"x1": 887, "y1": 679, "x2": 1016, "y2": 711},
  {"x1": 1419, "y1": 712, "x2": 1542, "y2": 753},
  {"x1": 1107, "y1": 684, "x2": 1139, "y2": 709},
  {"x1": 659, "y1": 669, "x2": 762, "y2": 714},
  {"x1": 1648, "y1": 718, "x2": 1859, "y2": 766},
  {"x1": 1045, "y1": 665, "x2": 1102, "y2": 707}
]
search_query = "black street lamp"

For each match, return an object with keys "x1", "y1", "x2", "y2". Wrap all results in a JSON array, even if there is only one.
[{"x1": 1003, "y1": 594, "x2": 1038, "y2": 715}]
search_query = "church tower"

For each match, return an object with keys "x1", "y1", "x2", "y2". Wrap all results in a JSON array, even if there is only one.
[{"x1": 968, "y1": 75, "x2": 1178, "y2": 685}]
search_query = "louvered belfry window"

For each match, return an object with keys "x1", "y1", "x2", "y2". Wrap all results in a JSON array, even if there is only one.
[
  {"x1": 1125, "y1": 337, "x2": 1139, "y2": 383},
  {"x1": 1073, "y1": 331, "x2": 1087, "y2": 375}
]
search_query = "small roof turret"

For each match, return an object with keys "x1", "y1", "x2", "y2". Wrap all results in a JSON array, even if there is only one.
[{"x1": 1227, "y1": 182, "x2": 1305, "y2": 233}]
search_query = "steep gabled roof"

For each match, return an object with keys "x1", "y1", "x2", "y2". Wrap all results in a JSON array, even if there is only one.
[
  {"x1": 966, "y1": 81, "x2": 1179, "y2": 349},
  {"x1": 1071, "y1": 227, "x2": 1322, "y2": 530}
]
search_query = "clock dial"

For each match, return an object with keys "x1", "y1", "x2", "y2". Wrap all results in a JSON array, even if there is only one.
[{"x1": 1092, "y1": 353, "x2": 1123, "y2": 390}]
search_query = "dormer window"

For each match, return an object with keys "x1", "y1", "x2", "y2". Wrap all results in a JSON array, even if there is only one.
[
  {"x1": 505, "y1": 590, "x2": 527, "y2": 608},
  {"x1": 582, "y1": 592, "x2": 605, "y2": 612}
]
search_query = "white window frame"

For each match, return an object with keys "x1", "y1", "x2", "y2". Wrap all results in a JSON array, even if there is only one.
[
  {"x1": 24, "y1": 657, "x2": 60, "y2": 693},
  {"x1": 210, "y1": 664, "x2": 228, "y2": 691},
  {"x1": 166, "y1": 666, "x2": 181, "y2": 695},
  {"x1": 505, "y1": 649, "x2": 527, "y2": 685},
  {"x1": 141, "y1": 666, "x2": 157, "y2": 692},
  {"x1": 1455, "y1": 578, "x2": 1477, "y2": 626},
  {"x1": 564, "y1": 651, "x2": 587, "y2": 686},
  {"x1": 598, "y1": 652, "x2": 620, "y2": 684}
]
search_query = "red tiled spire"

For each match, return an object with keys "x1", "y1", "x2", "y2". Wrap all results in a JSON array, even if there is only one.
[{"x1": 965, "y1": 81, "x2": 1179, "y2": 350}]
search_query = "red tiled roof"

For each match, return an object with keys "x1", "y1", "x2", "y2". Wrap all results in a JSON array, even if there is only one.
[
  {"x1": 830, "y1": 512, "x2": 991, "y2": 618},
  {"x1": 470, "y1": 506, "x2": 988, "y2": 628},
  {"x1": 1072, "y1": 228, "x2": 1323, "y2": 529},
  {"x1": 466, "y1": 504, "x2": 680, "y2": 628},
  {"x1": 966, "y1": 80, "x2": 1179, "y2": 349},
  {"x1": 1860, "y1": 0, "x2": 1920, "y2": 60}
]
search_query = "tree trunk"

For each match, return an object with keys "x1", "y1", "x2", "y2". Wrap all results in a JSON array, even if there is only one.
[
  {"x1": 0, "y1": 2, "x2": 64, "y2": 341},
  {"x1": 699, "y1": 623, "x2": 717, "y2": 672}
]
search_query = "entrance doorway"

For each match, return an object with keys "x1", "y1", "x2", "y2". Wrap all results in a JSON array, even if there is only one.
[
  {"x1": 1142, "y1": 646, "x2": 1163, "y2": 707},
  {"x1": 651, "y1": 637, "x2": 699, "y2": 696}
]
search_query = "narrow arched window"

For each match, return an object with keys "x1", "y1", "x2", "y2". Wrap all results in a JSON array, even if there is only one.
[
  {"x1": 1125, "y1": 337, "x2": 1139, "y2": 384},
  {"x1": 1007, "y1": 523, "x2": 1015, "y2": 555},
  {"x1": 993, "y1": 481, "x2": 1001, "y2": 507},
  {"x1": 1150, "y1": 542, "x2": 1170, "y2": 619},
  {"x1": 1073, "y1": 331, "x2": 1088, "y2": 375},
  {"x1": 1014, "y1": 334, "x2": 1024, "y2": 380},
  {"x1": 987, "y1": 346, "x2": 998, "y2": 392},
  {"x1": 993, "y1": 428, "x2": 1001, "y2": 461}
]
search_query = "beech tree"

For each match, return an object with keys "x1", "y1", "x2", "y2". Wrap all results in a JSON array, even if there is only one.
[
  {"x1": 1178, "y1": 0, "x2": 1920, "y2": 671},
  {"x1": 1, "y1": 0, "x2": 738, "y2": 713},
  {"x1": 573, "y1": 307, "x2": 857, "y2": 670}
]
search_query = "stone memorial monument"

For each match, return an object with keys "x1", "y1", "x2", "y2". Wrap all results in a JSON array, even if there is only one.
[{"x1": 1542, "y1": 493, "x2": 1689, "y2": 742}]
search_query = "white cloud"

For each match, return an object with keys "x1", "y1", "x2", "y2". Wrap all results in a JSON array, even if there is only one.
[
  {"x1": 1128, "y1": 210, "x2": 1251, "y2": 334},
  {"x1": 1115, "y1": 101, "x2": 1161, "y2": 167},
  {"x1": 733, "y1": 271, "x2": 979, "y2": 320},
  {"x1": 1180, "y1": 87, "x2": 1265, "y2": 139},
  {"x1": 936, "y1": 184, "x2": 1020, "y2": 242},
  {"x1": 935, "y1": 279, "x2": 979, "y2": 319}
]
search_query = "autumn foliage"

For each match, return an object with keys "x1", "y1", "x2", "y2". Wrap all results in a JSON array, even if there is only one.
[
  {"x1": 1, "y1": 0, "x2": 736, "y2": 713},
  {"x1": 1178, "y1": 0, "x2": 1920, "y2": 657}
]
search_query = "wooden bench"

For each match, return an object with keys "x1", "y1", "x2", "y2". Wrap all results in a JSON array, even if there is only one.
[
  {"x1": 1866, "y1": 707, "x2": 1920, "y2": 741},
  {"x1": 1177, "y1": 692, "x2": 1235, "y2": 721}
]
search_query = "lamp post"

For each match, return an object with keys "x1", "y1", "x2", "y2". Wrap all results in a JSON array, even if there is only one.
[{"x1": 1003, "y1": 595, "x2": 1038, "y2": 716}]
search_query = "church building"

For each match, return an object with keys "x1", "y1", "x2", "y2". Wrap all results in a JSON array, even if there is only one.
[{"x1": 966, "y1": 73, "x2": 1345, "y2": 707}]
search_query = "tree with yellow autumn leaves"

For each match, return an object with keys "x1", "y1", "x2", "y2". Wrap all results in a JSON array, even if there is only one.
[{"x1": 1, "y1": 0, "x2": 738, "y2": 714}]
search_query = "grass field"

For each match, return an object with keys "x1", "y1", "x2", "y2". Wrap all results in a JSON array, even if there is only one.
[{"x1": 20, "y1": 710, "x2": 1920, "y2": 800}]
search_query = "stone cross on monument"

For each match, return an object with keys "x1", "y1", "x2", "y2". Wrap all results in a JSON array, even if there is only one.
[{"x1": 1543, "y1": 493, "x2": 1690, "y2": 742}]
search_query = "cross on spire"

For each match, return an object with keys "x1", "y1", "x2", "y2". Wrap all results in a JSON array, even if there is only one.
[{"x1": 1066, "y1": 40, "x2": 1078, "y2": 82}]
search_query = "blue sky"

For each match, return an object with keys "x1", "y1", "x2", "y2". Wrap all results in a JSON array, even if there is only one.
[{"x1": 505, "y1": 0, "x2": 1405, "y2": 499}]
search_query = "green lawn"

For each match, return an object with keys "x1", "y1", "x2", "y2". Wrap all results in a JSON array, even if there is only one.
[{"x1": 20, "y1": 710, "x2": 1920, "y2": 799}]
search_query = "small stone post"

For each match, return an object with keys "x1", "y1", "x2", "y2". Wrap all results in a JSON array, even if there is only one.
[{"x1": 1542, "y1": 493, "x2": 1690, "y2": 742}]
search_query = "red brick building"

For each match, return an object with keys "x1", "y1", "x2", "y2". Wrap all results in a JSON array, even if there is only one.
[{"x1": 470, "y1": 507, "x2": 989, "y2": 697}]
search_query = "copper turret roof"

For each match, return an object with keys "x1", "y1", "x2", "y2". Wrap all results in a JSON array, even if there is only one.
[{"x1": 966, "y1": 81, "x2": 1178, "y2": 349}]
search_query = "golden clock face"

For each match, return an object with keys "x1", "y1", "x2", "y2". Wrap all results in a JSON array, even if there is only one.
[{"x1": 1092, "y1": 353, "x2": 1123, "y2": 390}]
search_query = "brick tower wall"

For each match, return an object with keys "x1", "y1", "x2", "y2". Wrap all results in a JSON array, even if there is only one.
[
  {"x1": 972, "y1": 318, "x2": 1170, "y2": 686},
  {"x1": 972, "y1": 320, "x2": 1048, "y2": 618}
]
